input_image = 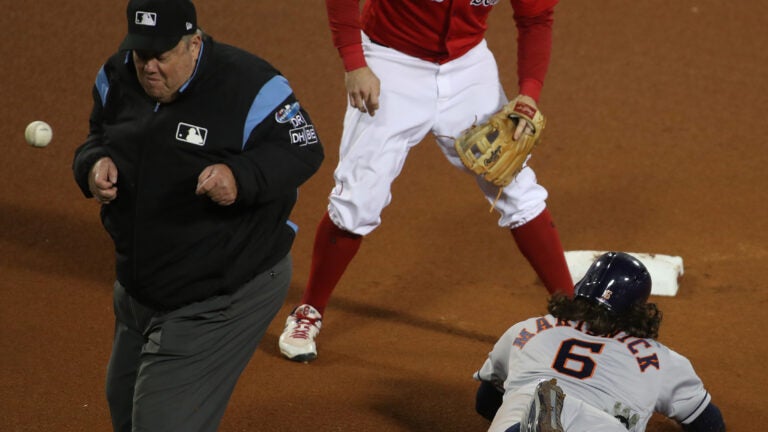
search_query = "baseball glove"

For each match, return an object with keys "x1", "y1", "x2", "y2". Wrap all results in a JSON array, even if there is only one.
[{"x1": 454, "y1": 95, "x2": 546, "y2": 188}]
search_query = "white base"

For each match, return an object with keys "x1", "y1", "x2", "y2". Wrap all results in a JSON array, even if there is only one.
[{"x1": 565, "y1": 250, "x2": 684, "y2": 297}]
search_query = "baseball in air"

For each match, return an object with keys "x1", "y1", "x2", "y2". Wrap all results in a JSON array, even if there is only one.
[{"x1": 25, "y1": 120, "x2": 53, "y2": 148}]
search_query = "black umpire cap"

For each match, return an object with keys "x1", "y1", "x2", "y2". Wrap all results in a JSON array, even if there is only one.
[{"x1": 119, "y1": 0, "x2": 197, "y2": 53}]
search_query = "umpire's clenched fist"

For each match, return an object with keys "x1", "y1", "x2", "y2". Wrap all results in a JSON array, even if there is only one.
[
  {"x1": 196, "y1": 164, "x2": 238, "y2": 206},
  {"x1": 89, "y1": 157, "x2": 118, "y2": 204}
]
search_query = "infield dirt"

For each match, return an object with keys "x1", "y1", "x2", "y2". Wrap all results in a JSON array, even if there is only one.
[{"x1": 2, "y1": 1, "x2": 766, "y2": 430}]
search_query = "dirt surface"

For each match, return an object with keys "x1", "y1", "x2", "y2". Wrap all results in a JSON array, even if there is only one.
[{"x1": 2, "y1": 1, "x2": 766, "y2": 430}]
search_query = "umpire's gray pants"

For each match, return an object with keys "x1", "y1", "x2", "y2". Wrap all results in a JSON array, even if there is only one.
[{"x1": 105, "y1": 254, "x2": 291, "y2": 432}]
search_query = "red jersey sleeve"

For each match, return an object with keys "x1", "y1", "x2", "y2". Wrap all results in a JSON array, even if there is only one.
[
  {"x1": 512, "y1": 0, "x2": 558, "y2": 102},
  {"x1": 325, "y1": 0, "x2": 367, "y2": 71}
]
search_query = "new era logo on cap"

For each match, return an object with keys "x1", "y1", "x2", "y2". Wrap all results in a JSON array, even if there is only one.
[{"x1": 135, "y1": 11, "x2": 157, "y2": 26}]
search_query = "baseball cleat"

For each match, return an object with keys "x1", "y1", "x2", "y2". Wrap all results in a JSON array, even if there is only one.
[
  {"x1": 521, "y1": 378, "x2": 565, "y2": 432},
  {"x1": 278, "y1": 304, "x2": 323, "y2": 363}
]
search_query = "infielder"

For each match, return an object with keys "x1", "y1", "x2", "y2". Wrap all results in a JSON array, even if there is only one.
[
  {"x1": 474, "y1": 252, "x2": 726, "y2": 432},
  {"x1": 279, "y1": 0, "x2": 574, "y2": 362}
]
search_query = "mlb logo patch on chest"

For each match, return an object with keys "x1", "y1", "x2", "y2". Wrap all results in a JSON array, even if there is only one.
[{"x1": 176, "y1": 122, "x2": 208, "y2": 146}]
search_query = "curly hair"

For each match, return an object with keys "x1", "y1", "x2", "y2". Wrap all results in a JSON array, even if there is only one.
[{"x1": 547, "y1": 294, "x2": 662, "y2": 339}]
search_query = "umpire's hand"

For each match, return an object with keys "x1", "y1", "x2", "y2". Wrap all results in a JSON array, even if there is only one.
[
  {"x1": 196, "y1": 164, "x2": 238, "y2": 206},
  {"x1": 89, "y1": 157, "x2": 118, "y2": 204}
]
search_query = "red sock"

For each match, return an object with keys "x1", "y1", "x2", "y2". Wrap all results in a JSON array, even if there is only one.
[
  {"x1": 511, "y1": 208, "x2": 574, "y2": 296},
  {"x1": 301, "y1": 212, "x2": 363, "y2": 314}
]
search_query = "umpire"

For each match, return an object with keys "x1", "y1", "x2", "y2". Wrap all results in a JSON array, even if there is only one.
[{"x1": 72, "y1": 0, "x2": 324, "y2": 430}]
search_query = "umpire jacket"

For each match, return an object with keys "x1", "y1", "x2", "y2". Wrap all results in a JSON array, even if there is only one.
[{"x1": 73, "y1": 35, "x2": 324, "y2": 310}]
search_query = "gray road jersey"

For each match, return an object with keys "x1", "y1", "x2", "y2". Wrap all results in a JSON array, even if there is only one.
[{"x1": 474, "y1": 314, "x2": 711, "y2": 431}]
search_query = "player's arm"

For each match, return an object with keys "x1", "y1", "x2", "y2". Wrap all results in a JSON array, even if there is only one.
[
  {"x1": 656, "y1": 350, "x2": 726, "y2": 432},
  {"x1": 325, "y1": 0, "x2": 380, "y2": 115},
  {"x1": 475, "y1": 380, "x2": 504, "y2": 421},
  {"x1": 681, "y1": 402, "x2": 726, "y2": 432},
  {"x1": 510, "y1": 0, "x2": 558, "y2": 103},
  {"x1": 473, "y1": 325, "x2": 521, "y2": 420},
  {"x1": 510, "y1": 1, "x2": 556, "y2": 139},
  {"x1": 325, "y1": 0, "x2": 365, "y2": 71}
]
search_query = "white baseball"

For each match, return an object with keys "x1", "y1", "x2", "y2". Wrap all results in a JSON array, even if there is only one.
[{"x1": 25, "y1": 120, "x2": 53, "y2": 148}]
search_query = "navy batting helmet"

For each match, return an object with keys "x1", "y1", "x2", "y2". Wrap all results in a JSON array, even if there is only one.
[{"x1": 574, "y1": 252, "x2": 652, "y2": 313}]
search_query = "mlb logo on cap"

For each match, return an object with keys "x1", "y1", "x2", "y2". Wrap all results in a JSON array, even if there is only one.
[{"x1": 135, "y1": 11, "x2": 157, "y2": 26}]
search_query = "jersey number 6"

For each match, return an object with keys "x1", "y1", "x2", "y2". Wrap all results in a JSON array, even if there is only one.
[{"x1": 552, "y1": 338, "x2": 605, "y2": 379}]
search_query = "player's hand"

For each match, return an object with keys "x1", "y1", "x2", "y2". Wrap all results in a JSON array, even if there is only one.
[
  {"x1": 345, "y1": 66, "x2": 380, "y2": 116},
  {"x1": 89, "y1": 157, "x2": 118, "y2": 204},
  {"x1": 511, "y1": 94, "x2": 537, "y2": 141},
  {"x1": 196, "y1": 163, "x2": 238, "y2": 206}
]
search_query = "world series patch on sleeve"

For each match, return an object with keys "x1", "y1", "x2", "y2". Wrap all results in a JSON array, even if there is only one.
[{"x1": 276, "y1": 102, "x2": 318, "y2": 147}]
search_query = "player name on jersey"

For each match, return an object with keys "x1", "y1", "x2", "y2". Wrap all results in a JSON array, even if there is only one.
[{"x1": 512, "y1": 316, "x2": 660, "y2": 373}]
